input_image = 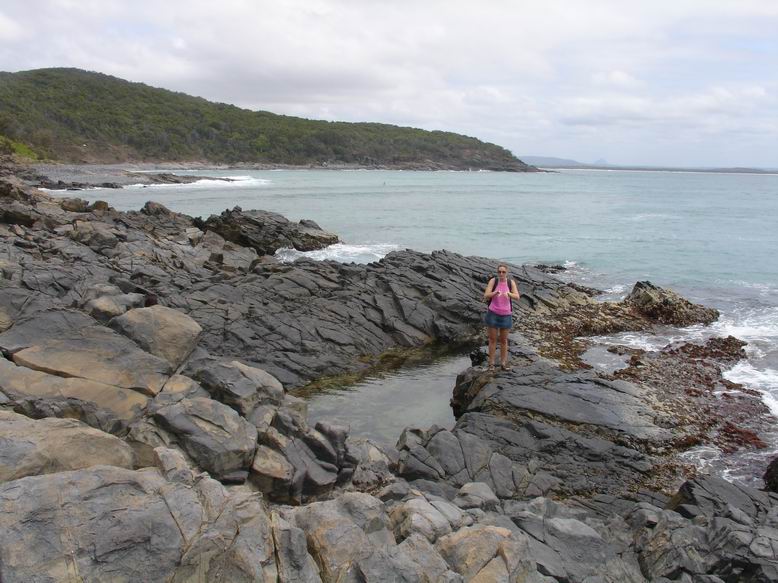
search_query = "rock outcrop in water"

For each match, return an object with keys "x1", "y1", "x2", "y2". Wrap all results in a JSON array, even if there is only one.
[{"x1": 1, "y1": 165, "x2": 776, "y2": 582}]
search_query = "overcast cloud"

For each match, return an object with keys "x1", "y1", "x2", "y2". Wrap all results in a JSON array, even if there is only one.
[{"x1": 1, "y1": 0, "x2": 776, "y2": 166}]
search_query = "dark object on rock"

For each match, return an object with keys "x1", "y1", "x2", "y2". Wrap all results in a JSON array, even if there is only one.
[
  {"x1": 534, "y1": 263, "x2": 566, "y2": 273},
  {"x1": 624, "y1": 280, "x2": 719, "y2": 326},
  {"x1": 469, "y1": 347, "x2": 487, "y2": 366},
  {"x1": 765, "y1": 456, "x2": 778, "y2": 492}
]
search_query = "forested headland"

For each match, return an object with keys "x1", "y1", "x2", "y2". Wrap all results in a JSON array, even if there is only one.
[{"x1": 0, "y1": 68, "x2": 534, "y2": 170}]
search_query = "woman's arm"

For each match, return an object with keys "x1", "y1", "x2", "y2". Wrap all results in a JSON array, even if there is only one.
[
  {"x1": 508, "y1": 279, "x2": 520, "y2": 300},
  {"x1": 483, "y1": 278, "x2": 498, "y2": 301}
]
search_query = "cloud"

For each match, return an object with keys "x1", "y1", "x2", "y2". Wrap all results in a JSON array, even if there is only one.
[
  {"x1": 593, "y1": 71, "x2": 642, "y2": 88},
  {"x1": 0, "y1": 11, "x2": 25, "y2": 41},
  {"x1": 0, "y1": 0, "x2": 777, "y2": 166}
]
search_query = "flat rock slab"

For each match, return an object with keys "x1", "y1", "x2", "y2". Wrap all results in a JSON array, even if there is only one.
[
  {"x1": 0, "y1": 358, "x2": 149, "y2": 433},
  {"x1": 474, "y1": 360, "x2": 672, "y2": 442},
  {"x1": 456, "y1": 411, "x2": 655, "y2": 498},
  {"x1": 0, "y1": 410, "x2": 134, "y2": 482},
  {"x1": 109, "y1": 305, "x2": 202, "y2": 368},
  {"x1": 0, "y1": 309, "x2": 172, "y2": 395}
]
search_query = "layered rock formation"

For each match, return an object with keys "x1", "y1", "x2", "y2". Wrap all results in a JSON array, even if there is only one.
[{"x1": 1, "y1": 167, "x2": 776, "y2": 581}]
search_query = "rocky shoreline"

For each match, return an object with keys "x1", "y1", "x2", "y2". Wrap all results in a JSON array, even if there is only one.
[
  {"x1": 1, "y1": 159, "x2": 777, "y2": 581},
  {"x1": 4, "y1": 160, "x2": 542, "y2": 193}
]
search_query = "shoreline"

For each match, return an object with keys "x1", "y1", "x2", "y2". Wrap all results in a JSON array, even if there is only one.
[{"x1": 26, "y1": 160, "x2": 542, "y2": 189}]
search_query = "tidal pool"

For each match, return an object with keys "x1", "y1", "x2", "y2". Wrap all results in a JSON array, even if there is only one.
[{"x1": 303, "y1": 354, "x2": 472, "y2": 446}]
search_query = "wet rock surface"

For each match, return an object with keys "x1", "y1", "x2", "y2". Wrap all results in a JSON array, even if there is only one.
[{"x1": 1, "y1": 164, "x2": 776, "y2": 581}]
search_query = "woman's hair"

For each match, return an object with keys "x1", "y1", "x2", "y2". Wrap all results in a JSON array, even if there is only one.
[{"x1": 497, "y1": 263, "x2": 508, "y2": 272}]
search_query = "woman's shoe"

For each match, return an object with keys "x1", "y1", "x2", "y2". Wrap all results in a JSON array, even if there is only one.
[
  {"x1": 487, "y1": 364, "x2": 496, "y2": 372},
  {"x1": 500, "y1": 363, "x2": 512, "y2": 371}
]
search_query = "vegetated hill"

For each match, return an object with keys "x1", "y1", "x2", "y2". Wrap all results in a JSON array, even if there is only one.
[{"x1": 0, "y1": 68, "x2": 535, "y2": 170}]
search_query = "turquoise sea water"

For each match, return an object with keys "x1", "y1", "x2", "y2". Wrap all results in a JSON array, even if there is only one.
[{"x1": 75, "y1": 168, "x2": 778, "y2": 481}]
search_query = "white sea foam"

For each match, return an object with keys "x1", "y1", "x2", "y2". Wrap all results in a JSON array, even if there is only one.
[
  {"x1": 604, "y1": 284, "x2": 627, "y2": 294},
  {"x1": 724, "y1": 362, "x2": 778, "y2": 416},
  {"x1": 276, "y1": 243, "x2": 400, "y2": 264},
  {"x1": 678, "y1": 444, "x2": 723, "y2": 473},
  {"x1": 724, "y1": 280, "x2": 778, "y2": 297},
  {"x1": 626, "y1": 213, "x2": 676, "y2": 222},
  {"x1": 124, "y1": 175, "x2": 270, "y2": 190},
  {"x1": 562, "y1": 260, "x2": 578, "y2": 268}
]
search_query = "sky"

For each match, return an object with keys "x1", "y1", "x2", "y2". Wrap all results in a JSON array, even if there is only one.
[{"x1": 1, "y1": 0, "x2": 777, "y2": 167}]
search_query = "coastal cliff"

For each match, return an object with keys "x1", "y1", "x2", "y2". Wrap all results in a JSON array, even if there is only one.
[{"x1": 1, "y1": 163, "x2": 777, "y2": 582}]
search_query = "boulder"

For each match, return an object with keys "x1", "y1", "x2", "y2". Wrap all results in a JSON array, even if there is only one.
[
  {"x1": 629, "y1": 476, "x2": 778, "y2": 582},
  {"x1": 189, "y1": 358, "x2": 284, "y2": 416},
  {"x1": 109, "y1": 305, "x2": 202, "y2": 368},
  {"x1": 290, "y1": 492, "x2": 449, "y2": 582},
  {"x1": 0, "y1": 410, "x2": 134, "y2": 481},
  {"x1": 199, "y1": 207, "x2": 339, "y2": 255},
  {"x1": 453, "y1": 482, "x2": 500, "y2": 511},
  {"x1": 270, "y1": 512, "x2": 322, "y2": 583},
  {"x1": 291, "y1": 492, "x2": 394, "y2": 581},
  {"x1": 397, "y1": 534, "x2": 463, "y2": 583},
  {"x1": 503, "y1": 496, "x2": 646, "y2": 582},
  {"x1": 624, "y1": 281, "x2": 719, "y2": 326},
  {"x1": 153, "y1": 397, "x2": 258, "y2": 481},
  {"x1": 390, "y1": 497, "x2": 453, "y2": 543},
  {"x1": 435, "y1": 524, "x2": 540, "y2": 582}
]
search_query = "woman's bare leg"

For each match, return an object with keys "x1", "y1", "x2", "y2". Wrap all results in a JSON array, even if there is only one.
[
  {"x1": 499, "y1": 328, "x2": 509, "y2": 367},
  {"x1": 487, "y1": 327, "x2": 497, "y2": 367}
]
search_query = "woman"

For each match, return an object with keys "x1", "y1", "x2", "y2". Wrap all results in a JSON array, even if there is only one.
[{"x1": 483, "y1": 264, "x2": 520, "y2": 371}]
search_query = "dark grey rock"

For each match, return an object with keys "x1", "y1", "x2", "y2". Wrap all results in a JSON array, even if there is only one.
[
  {"x1": 625, "y1": 280, "x2": 719, "y2": 326},
  {"x1": 153, "y1": 397, "x2": 258, "y2": 480},
  {"x1": 453, "y1": 482, "x2": 499, "y2": 511},
  {"x1": 198, "y1": 207, "x2": 339, "y2": 255},
  {"x1": 188, "y1": 357, "x2": 284, "y2": 416},
  {"x1": 765, "y1": 456, "x2": 778, "y2": 493}
]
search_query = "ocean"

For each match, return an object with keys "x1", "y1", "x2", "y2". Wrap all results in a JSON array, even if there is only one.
[{"x1": 75, "y1": 168, "x2": 778, "y2": 484}]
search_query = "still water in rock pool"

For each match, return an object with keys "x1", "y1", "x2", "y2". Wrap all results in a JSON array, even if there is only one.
[{"x1": 302, "y1": 354, "x2": 471, "y2": 445}]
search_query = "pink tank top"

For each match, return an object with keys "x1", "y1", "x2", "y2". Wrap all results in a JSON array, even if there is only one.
[{"x1": 489, "y1": 279, "x2": 512, "y2": 316}]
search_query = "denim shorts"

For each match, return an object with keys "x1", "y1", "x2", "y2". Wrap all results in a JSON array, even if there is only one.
[{"x1": 484, "y1": 310, "x2": 512, "y2": 329}]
